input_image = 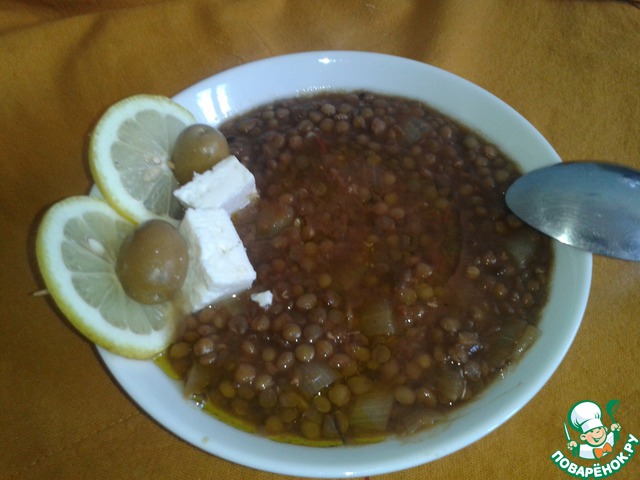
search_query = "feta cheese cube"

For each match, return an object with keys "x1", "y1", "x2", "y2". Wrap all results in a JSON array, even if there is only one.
[
  {"x1": 178, "y1": 207, "x2": 256, "y2": 312},
  {"x1": 250, "y1": 290, "x2": 273, "y2": 309},
  {"x1": 173, "y1": 155, "x2": 257, "y2": 215}
]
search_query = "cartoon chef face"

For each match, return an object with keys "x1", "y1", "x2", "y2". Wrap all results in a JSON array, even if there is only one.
[
  {"x1": 568, "y1": 401, "x2": 609, "y2": 443},
  {"x1": 581, "y1": 425, "x2": 609, "y2": 447}
]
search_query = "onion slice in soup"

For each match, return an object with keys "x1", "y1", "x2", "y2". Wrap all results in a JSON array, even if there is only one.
[
  {"x1": 297, "y1": 362, "x2": 339, "y2": 397},
  {"x1": 349, "y1": 388, "x2": 395, "y2": 432},
  {"x1": 184, "y1": 362, "x2": 210, "y2": 399},
  {"x1": 357, "y1": 300, "x2": 396, "y2": 337}
]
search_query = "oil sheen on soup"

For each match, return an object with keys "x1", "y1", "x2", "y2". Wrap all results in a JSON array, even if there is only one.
[{"x1": 163, "y1": 91, "x2": 553, "y2": 445}]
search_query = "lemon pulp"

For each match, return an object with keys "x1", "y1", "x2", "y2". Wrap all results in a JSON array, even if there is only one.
[
  {"x1": 36, "y1": 196, "x2": 178, "y2": 359},
  {"x1": 89, "y1": 94, "x2": 196, "y2": 224}
]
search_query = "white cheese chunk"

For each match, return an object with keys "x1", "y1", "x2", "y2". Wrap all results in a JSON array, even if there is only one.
[
  {"x1": 178, "y1": 207, "x2": 256, "y2": 312},
  {"x1": 173, "y1": 155, "x2": 257, "y2": 214},
  {"x1": 250, "y1": 290, "x2": 273, "y2": 309}
]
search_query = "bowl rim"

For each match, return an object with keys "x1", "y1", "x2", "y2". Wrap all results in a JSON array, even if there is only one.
[{"x1": 97, "y1": 51, "x2": 592, "y2": 478}]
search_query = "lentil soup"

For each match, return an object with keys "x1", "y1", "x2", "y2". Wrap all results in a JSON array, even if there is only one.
[{"x1": 164, "y1": 91, "x2": 553, "y2": 445}]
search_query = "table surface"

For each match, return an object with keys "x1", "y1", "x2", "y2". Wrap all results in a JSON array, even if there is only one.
[{"x1": 2, "y1": 1, "x2": 639, "y2": 479}]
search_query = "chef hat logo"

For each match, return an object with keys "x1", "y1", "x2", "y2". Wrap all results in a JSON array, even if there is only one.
[{"x1": 568, "y1": 400, "x2": 604, "y2": 434}]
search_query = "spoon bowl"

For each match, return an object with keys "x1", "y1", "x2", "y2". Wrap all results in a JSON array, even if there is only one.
[{"x1": 506, "y1": 161, "x2": 640, "y2": 261}]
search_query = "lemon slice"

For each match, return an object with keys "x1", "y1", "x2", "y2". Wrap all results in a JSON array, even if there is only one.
[
  {"x1": 36, "y1": 195, "x2": 178, "y2": 359},
  {"x1": 89, "y1": 94, "x2": 196, "y2": 224}
]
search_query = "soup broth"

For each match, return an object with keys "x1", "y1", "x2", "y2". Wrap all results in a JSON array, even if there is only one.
[{"x1": 164, "y1": 91, "x2": 553, "y2": 444}]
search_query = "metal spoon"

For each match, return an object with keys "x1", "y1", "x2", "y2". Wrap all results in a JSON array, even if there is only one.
[{"x1": 505, "y1": 161, "x2": 640, "y2": 261}]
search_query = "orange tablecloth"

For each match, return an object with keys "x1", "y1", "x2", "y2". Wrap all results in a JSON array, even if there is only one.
[{"x1": 2, "y1": 1, "x2": 640, "y2": 479}]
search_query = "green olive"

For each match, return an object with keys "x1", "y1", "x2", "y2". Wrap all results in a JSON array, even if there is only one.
[
  {"x1": 116, "y1": 219, "x2": 189, "y2": 304},
  {"x1": 171, "y1": 124, "x2": 230, "y2": 184}
]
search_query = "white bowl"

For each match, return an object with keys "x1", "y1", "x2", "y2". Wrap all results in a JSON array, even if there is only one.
[{"x1": 97, "y1": 51, "x2": 592, "y2": 478}]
